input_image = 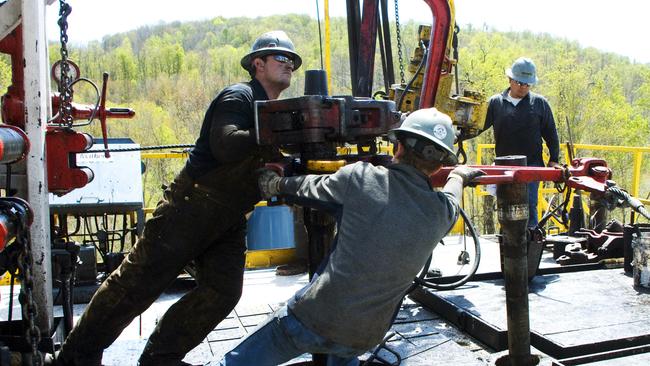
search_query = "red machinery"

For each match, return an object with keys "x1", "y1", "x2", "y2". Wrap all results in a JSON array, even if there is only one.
[
  {"x1": 0, "y1": 197, "x2": 33, "y2": 253},
  {"x1": 0, "y1": 24, "x2": 135, "y2": 196},
  {"x1": 430, "y1": 158, "x2": 611, "y2": 191},
  {"x1": 256, "y1": 95, "x2": 400, "y2": 159},
  {"x1": 0, "y1": 124, "x2": 29, "y2": 164},
  {"x1": 350, "y1": 0, "x2": 450, "y2": 103},
  {"x1": 429, "y1": 157, "x2": 649, "y2": 219}
]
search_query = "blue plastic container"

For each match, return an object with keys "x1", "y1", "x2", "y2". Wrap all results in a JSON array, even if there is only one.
[{"x1": 246, "y1": 205, "x2": 295, "y2": 250}]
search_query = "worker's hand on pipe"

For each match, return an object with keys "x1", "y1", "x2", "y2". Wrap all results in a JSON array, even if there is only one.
[
  {"x1": 257, "y1": 168, "x2": 282, "y2": 199},
  {"x1": 447, "y1": 165, "x2": 486, "y2": 187}
]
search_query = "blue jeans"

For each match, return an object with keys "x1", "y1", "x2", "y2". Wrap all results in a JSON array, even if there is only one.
[
  {"x1": 213, "y1": 306, "x2": 360, "y2": 366},
  {"x1": 528, "y1": 181, "x2": 540, "y2": 228}
]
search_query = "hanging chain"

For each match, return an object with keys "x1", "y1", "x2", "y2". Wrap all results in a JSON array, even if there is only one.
[
  {"x1": 14, "y1": 205, "x2": 42, "y2": 366},
  {"x1": 394, "y1": 0, "x2": 405, "y2": 84},
  {"x1": 57, "y1": 0, "x2": 74, "y2": 127}
]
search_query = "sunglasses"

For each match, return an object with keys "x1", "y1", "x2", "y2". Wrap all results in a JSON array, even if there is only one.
[
  {"x1": 512, "y1": 79, "x2": 530, "y2": 87},
  {"x1": 270, "y1": 54, "x2": 294, "y2": 67}
]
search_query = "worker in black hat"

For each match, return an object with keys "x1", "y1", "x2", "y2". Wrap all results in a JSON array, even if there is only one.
[{"x1": 51, "y1": 30, "x2": 301, "y2": 366}]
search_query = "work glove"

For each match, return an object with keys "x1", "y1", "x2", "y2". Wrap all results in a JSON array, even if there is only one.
[
  {"x1": 447, "y1": 165, "x2": 486, "y2": 187},
  {"x1": 257, "y1": 168, "x2": 282, "y2": 200}
]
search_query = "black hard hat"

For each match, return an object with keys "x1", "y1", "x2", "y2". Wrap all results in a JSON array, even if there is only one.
[{"x1": 240, "y1": 31, "x2": 302, "y2": 72}]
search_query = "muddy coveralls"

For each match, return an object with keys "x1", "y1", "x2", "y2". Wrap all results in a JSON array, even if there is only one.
[{"x1": 58, "y1": 78, "x2": 279, "y2": 366}]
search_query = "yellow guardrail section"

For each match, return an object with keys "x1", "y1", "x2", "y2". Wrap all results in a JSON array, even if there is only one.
[{"x1": 140, "y1": 152, "x2": 189, "y2": 159}]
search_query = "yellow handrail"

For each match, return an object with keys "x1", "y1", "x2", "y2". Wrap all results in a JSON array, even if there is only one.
[{"x1": 141, "y1": 152, "x2": 188, "y2": 159}]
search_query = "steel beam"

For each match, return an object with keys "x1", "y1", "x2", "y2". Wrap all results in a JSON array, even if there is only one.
[
  {"x1": 355, "y1": 0, "x2": 380, "y2": 97},
  {"x1": 22, "y1": 0, "x2": 54, "y2": 334},
  {"x1": 345, "y1": 0, "x2": 361, "y2": 96}
]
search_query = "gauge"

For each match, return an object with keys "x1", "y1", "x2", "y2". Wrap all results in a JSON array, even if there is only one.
[{"x1": 51, "y1": 59, "x2": 81, "y2": 85}]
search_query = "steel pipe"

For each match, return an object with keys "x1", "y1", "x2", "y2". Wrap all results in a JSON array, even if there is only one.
[
  {"x1": 494, "y1": 155, "x2": 536, "y2": 366},
  {"x1": 0, "y1": 125, "x2": 29, "y2": 164}
]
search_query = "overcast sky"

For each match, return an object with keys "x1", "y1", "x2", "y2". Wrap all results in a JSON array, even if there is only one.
[{"x1": 45, "y1": 0, "x2": 650, "y2": 64}]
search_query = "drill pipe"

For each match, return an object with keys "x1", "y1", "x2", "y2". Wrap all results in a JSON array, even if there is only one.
[{"x1": 495, "y1": 155, "x2": 534, "y2": 365}]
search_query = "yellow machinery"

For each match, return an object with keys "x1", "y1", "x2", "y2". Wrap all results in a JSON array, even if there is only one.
[{"x1": 388, "y1": 2, "x2": 487, "y2": 141}]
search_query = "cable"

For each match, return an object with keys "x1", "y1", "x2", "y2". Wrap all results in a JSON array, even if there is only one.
[
  {"x1": 452, "y1": 23, "x2": 460, "y2": 95},
  {"x1": 49, "y1": 77, "x2": 100, "y2": 126},
  {"x1": 315, "y1": 0, "x2": 324, "y2": 70},
  {"x1": 607, "y1": 186, "x2": 650, "y2": 220},
  {"x1": 397, "y1": 40, "x2": 427, "y2": 111},
  {"x1": 410, "y1": 207, "x2": 481, "y2": 291},
  {"x1": 84, "y1": 143, "x2": 195, "y2": 154},
  {"x1": 70, "y1": 77, "x2": 101, "y2": 127},
  {"x1": 537, "y1": 184, "x2": 571, "y2": 228}
]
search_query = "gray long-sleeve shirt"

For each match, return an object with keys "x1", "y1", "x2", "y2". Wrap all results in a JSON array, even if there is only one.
[
  {"x1": 281, "y1": 162, "x2": 458, "y2": 351},
  {"x1": 483, "y1": 89, "x2": 560, "y2": 166}
]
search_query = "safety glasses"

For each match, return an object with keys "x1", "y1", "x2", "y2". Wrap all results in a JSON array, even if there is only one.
[
  {"x1": 512, "y1": 79, "x2": 530, "y2": 87},
  {"x1": 271, "y1": 54, "x2": 294, "y2": 67}
]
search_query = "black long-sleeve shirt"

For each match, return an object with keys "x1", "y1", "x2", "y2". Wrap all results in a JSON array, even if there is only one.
[
  {"x1": 182, "y1": 78, "x2": 281, "y2": 214},
  {"x1": 483, "y1": 89, "x2": 560, "y2": 166},
  {"x1": 185, "y1": 78, "x2": 269, "y2": 178}
]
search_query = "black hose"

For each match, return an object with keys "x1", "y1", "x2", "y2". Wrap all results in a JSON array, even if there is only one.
[
  {"x1": 396, "y1": 41, "x2": 427, "y2": 112},
  {"x1": 409, "y1": 206, "x2": 481, "y2": 291},
  {"x1": 608, "y1": 186, "x2": 650, "y2": 220}
]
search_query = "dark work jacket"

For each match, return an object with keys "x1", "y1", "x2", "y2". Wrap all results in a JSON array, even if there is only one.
[
  {"x1": 483, "y1": 89, "x2": 559, "y2": 166},
  {"x1": 182, "y1": 78, "x2": 281, "y2": 214}
]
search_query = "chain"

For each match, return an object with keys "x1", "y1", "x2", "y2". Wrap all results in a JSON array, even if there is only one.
[
  {"x1": 84, "y1": 143, "x2": 196, "y2": 154},
  {"x1": 57, "y1": 0, "x2": 74, "y2": 127},
  {"x1": 394, "y1": 0, "x2": 405, "y2": 84},
  {"x1": 14, "y1": 206, "x2": 42, "y2": 366}
]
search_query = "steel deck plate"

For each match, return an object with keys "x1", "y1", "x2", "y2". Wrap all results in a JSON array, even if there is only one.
[
  {"x1": 411, "y1": 268, "x2": 650, "y2": 361},
  {"x1": 203, "y1": 301, "x2": 489, "y2": 365}
]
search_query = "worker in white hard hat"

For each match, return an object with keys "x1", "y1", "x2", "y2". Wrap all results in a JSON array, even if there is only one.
[
  {"x1": 52, "y1": 31, "x2": 301, "y2": 366},
  {"x1": 212, "y1": 108, "x2": 485, "y2": 366},
  {"x1": 482, "y1": 57, "x2": 560, "y2": 228}
]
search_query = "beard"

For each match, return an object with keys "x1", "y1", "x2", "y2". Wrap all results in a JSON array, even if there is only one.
[{"x1": 274, "y1": 73, "x2": 292, "y2": 90}]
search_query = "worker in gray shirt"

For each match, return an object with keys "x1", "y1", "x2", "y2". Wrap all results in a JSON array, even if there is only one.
[{"x1": 213, "y1": 108, "x2": 484, "y2": 366}]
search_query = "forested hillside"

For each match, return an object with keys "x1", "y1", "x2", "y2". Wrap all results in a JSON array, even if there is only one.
[{"x1": 2, "y1": 14, "x2": 648, "y2": 206}]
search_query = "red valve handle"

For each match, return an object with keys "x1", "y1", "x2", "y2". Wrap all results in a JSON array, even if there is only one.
[{"x1": 98, "y1": 72, "x2": 110, "y2": 158}]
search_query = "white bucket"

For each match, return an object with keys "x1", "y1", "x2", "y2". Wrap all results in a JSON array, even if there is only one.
[{"x1": 631, "y1": 229, "x2": 650, "y2": 288}]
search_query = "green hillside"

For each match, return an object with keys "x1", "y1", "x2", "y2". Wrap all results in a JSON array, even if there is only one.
[{"x1": 2, "y1": 14, "x2": 648, "y2": 207}]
